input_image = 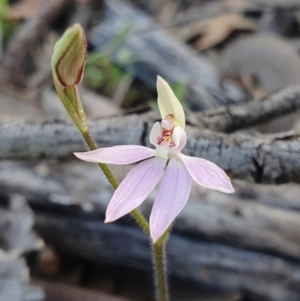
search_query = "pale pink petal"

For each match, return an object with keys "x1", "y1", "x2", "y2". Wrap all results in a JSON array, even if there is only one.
[
  {"x1": 74, "y1": 145, "x2": 155, "y2": 165},
  {"x1": 105, "y1": 157, "x2": 167, "y2": 222},
  {"x1": 180, "y1": 154, "x2": 234, "y2": 193},
  {"x1": 150, "y1": 155, "x2": 192, "y2": 242}
]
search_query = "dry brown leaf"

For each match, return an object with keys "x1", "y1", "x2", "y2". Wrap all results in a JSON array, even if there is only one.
[
  {"x1": 240, "y1": 74, "x2": 267, "y2": 100},
  {"x1": 194, "y1": 14, "x2": 256, "y2": 51},
  {"x1": 171, "y1": 13, "x2": 256, "y2": 50},
  {"x1": 8, "y1": 0, "x2": 44, "y2": 21}
]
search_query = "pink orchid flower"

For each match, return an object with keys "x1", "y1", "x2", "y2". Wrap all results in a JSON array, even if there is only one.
[{"x1": 74, "y1": 76, "x2": 234, "y2": 242}]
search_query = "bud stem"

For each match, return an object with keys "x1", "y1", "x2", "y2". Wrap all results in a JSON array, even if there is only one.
[{"x1": 53, "y1": 80, "x2": 88, "y2": 133}]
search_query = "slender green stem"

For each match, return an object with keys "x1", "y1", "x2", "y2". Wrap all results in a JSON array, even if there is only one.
[
  {"x1": 59, "y1": 81, "x2": 169, "y2": 300},
  {"x1": 152, "y1": 232, "x2": 169, "y2": 301},
  {"x1": 80, "y1": 129, "x2": 150, "y2": 234},
  {"x1": 81, "y1": 130, "x2": 119, "y2": 189},
  {"x1": 131, "y1": 209, "x2": 150, "y2": 234}
]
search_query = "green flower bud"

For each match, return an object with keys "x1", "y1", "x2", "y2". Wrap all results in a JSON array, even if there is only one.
[
  {"x1": 52, "y1": 24, "x2": 88, "y2": 134},
  {"x1": 52, "y1": 24, "x2": 87, "y2": 87}
]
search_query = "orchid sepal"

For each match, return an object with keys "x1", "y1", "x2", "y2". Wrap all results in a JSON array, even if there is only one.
[{"x1": 157, "y1": 76, "x2": 185, "y2": 128}]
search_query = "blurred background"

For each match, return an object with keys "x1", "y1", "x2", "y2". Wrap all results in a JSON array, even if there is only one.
[{"x1": 1, "y1": 0, "x2": 300, "y2": 300}]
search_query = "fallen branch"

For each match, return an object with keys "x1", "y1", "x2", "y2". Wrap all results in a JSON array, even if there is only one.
[
  {"x1": 34, "y1": 202, "x2": 300, "y2": 301},
  {"x1": 34, "y1": 279, "x2": 131, "y2": 301},
  {"x1": 197, "y1": 85, "x2": 300, "y2": 132},
  {"x1": 2, "y1": 160, "x2": 300, "y2": 300},
  {"x1": 1, "y1": 115, "x2": 300, "y2": 183},
  {"x1": 1, "y1": 160, "x2": 300, "y2": 261}
]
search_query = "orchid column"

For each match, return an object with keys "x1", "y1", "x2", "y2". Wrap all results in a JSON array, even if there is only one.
[{"x1": 52, "y1": 24, "x2": 234, "y2": 301}]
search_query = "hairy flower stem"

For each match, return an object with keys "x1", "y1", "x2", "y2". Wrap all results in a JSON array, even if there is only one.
[
  {"x1": 82, "y1": 129, "x2": 169, "y2": 300},
  {"x1": 153, "y1": 232, "x2": 169, "y2": 301},
  {"x1": 81, "y1": 130, "x2": 119, "y2": 188},
  {"x1": 81, "y1": 126, "x2": 169, "y2": 300},
  {"x1": 80, "y1": 129, "x2": 150, "y2": 234}
]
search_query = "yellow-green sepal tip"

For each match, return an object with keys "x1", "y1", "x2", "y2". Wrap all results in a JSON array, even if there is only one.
[{"x1": 156, "y1": 76, "x2": 185, "y2": 128}]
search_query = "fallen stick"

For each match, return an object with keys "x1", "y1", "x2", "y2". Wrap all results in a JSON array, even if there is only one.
[
  {"x1": 1, "y1": 115, "x2": 300, "y2": 183},
  {"x1": 198, "y1": 85, "x2": 300, "y2": 132},
  {"x1": 34, "y1": 204, "x2": 300, "y2": 301},
  {"x1": 34, "y1": 279, "x2": 131, "y2": 301},
  {"x1": 1, "y1": 160, "x2": 300, "y2": 261}
]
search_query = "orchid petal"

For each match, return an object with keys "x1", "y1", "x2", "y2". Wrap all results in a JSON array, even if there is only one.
[
  {"x1": 150, "y1": 155, "x2": 192, "y2": 242},
  {"x1": 180, "y1": 154, "x2": 234, "y2": 193},
  {"x1": 157, "y1": 76, "x2": 185, "y2": 128},
  {"x1": 171, "y1": 126, "x2": 186, "y2": 151},
  {"x1": 150, "y1": 122, "x2": 169, "y2": 158},
  {"x1": 105, "y1": 157, "x2": 167, "y2": 222},
  {"x1": 149, "y1": 122, "x2": 161, "y2": 148},
  {"x1": 74, "y1": 145, "x2": 155, "y2": 165}
]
